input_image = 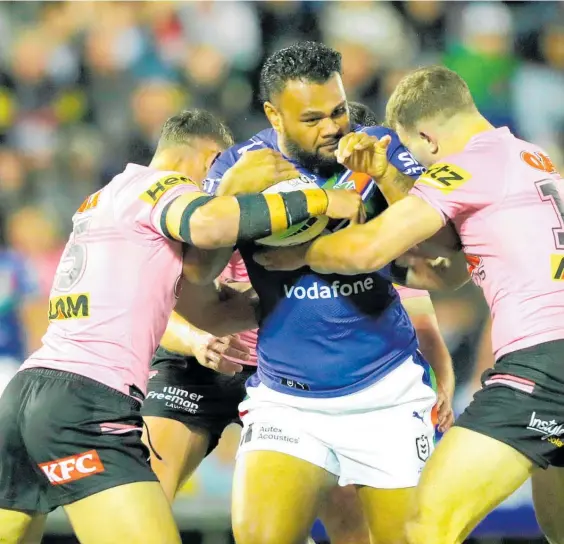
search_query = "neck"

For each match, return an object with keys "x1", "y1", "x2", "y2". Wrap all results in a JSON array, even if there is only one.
[
  {"x1": 438, "y1": 113, "x2": 495, "y2": 156},
  {"x1": 149, "y1": 149, "x2": 183, "y2": 172}
]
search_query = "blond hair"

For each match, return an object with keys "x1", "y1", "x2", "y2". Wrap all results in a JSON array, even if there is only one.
[{"x1": 385, "y1": 66, "x2": 476, "y2": 131}]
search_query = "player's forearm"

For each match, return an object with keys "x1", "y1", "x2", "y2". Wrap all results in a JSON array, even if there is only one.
[
  {"x1": 306, "y1": 196, "x2": 446, "y2": 276},
  {"x1": 182, "y1": 246, "x2": 233, "y2": 286},
  {"x1": 305, "y1": 216, "x2": 406, "y2": 275},
  {"x1": 160, "y1": 311, "x2": 200, "y2": 355},
  {"x1": 174, "y1": 281, "x2": 258, "y2": 337},
  {"x1": 214, "y1": 168, "x2": 268, "y2": 196},
  {"x1": 305, "y1": 225, "x2": 374, "y2": 275},
  {"x1": 163, "y1": 190, "x2": 328, "y2": 249},
  {"x1": 420, "y1": 327, "x2": 455, "y2": 395},
  {"x1": 393, "y1": 252, "x2": 470, "y2": 292},
  {"x1": 374, "y1": 166, "x2": 415, "y2": 205},
  {"x1": 406, "y1": 299, "x2": 455, "y2": 394}
]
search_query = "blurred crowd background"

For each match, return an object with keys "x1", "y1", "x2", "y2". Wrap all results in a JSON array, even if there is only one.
[{"x1": 1, "y1": 1, "x2": 563, "y2": 542}]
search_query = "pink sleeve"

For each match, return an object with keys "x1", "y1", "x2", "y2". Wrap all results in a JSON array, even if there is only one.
[
  {"x1": 220, "y1": 250, "x2": 250, "y2": 283},
  {"x1": 409, "y1": 153, "x2": 495, "y2": 222},
  {"x1": 395, "y1": 284, "x2": 429, "y2": 300},
  {"x1": 149, "y1": 183, "x2": 200, "y2": 238}
]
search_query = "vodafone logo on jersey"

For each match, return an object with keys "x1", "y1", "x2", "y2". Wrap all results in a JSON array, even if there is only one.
[
  {"x1": 284, "y1": 278, "x2": 374, "y2": 300},
  {"x1": 39, "y1": 450, "x2": 105, "y2": 485}
]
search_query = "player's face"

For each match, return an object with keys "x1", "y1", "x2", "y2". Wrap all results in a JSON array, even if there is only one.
[
  {"x1": 268, "y1": 73, "x2": 350, "y2": 175},
  {"x1": 396, "y1": 125, "x2": 438, "y2": 168}
]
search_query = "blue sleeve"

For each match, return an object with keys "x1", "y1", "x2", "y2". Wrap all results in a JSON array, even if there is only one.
[
  {"x1": 203, "y1": 150, "x2": 239, "y2": 196},
  {"x1": 13, "y1": 255, "x2": 40, "y2": 300},
  {"x1": 362, "y1": 126, "x2": 425, "y2": 180}
]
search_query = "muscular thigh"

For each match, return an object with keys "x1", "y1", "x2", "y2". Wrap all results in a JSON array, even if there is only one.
[
  {"x1": 64, "y1": 481, "x2": 181, "y2": 544},
  {"x1": 533, "y1": 467, "x2": 564, "y2": 544},
  {"x1": 232, "y1": 450, "x2": 336, "y2": 544},
  {"x1": 407, "y1": 343, "x2": 564, "y2": 544},
  {"x1": 408, "y1": 427, "x2": 533, "y2": 544},
  {"x1": 0, "y1": 510, "x2": 45, "y2": 544},
  {"x1": 142, "y1": 416, "x2": 210, "y2": 502}
]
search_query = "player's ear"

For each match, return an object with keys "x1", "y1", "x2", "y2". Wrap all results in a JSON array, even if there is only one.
[
  {"x1": 204, "y1": 150, "x2": 220, "y2": 173},
  {"x1": 420, "y1": 131, "x2": 439, "y2": 156},
  {"x1": 264, "y1": 102, "x2": 282, "y2": 133}
]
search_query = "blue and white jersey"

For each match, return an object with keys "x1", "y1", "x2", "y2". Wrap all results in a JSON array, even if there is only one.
[{"x1": 205, "y1": 125, "x2": 425, "y2": 398}]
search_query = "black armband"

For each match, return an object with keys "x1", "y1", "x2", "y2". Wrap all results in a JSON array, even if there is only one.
[
  {"x1": 160, "y1": 200, "x2": 175, "y2": 239},
  {"x1": 177, "y1": 195, "x2": 214, "y2": 244},
  {"x1": 235, "y1": 190, "x2": 328, "y2": 243}
]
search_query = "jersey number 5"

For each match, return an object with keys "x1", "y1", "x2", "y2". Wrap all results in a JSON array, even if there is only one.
[{"x1": 53, "y1": 218, "x2": 90, "y2": 292}]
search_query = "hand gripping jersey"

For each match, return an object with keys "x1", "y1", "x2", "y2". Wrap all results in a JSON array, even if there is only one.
[
  {"x1": 205, "y1": 126, "x2": 425, "y2": 398},
  {"x1": 21, "y1": 164, "x2": 200, "y2": 398},
  {"x1": 411, "y1": 127, "x2": 564, "y2": 360}
]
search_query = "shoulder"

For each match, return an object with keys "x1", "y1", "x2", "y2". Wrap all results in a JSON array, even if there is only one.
[
  {"x1": 134, "y1": 169, "x2": 198, "y2": 208},
  {"x1": 218, "y1": 128, "x2": 277, "y2": 167},
  {"x1": 205, "y1": 129, "x2": 278, "y2": 193},
  {"x1": 355, "y1": 124, "x2": 396, "y2": 139}
]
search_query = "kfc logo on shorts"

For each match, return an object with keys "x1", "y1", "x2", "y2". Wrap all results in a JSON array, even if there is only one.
[{"x1": 39, "y1": 450, "x2": 105, "y2": 485}]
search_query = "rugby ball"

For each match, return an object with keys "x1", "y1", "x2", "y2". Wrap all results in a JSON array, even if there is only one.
[{"x1": 255, "y1": 177, "x2": 329, "y2": 247}]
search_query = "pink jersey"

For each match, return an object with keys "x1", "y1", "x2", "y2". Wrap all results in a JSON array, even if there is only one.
[
  {"x1": 21, "y1": 164, "x2": 199, "y2": 397},
  {"x1": 410, "y1": 127, "x2": 564, "y2": 359},
  {"x1": 220, "y1": 250, "x2": 258, "y2": 366},
  {"x1": 216, "y1": 254, "x2": 428, "y2": 367},
  {"x1": 395, "y1": 284, "x2": 429, "y2": 300}
]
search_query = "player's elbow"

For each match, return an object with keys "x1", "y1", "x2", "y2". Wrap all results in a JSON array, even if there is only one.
[{"x1": 188, "y1": 201, "x2": 236, "y2": 249}]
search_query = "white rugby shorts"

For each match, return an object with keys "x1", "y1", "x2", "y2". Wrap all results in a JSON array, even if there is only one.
[{"x1": 237, "y1": 355, "x2": 437, "y2": 489}]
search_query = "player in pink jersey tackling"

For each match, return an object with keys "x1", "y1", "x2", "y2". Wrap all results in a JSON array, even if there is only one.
[
  {"x1": 259, "y1": 65, "x2": 564, "y2": 543},
  {"x1": 0, "y1": 109, "x2": 363, "y2": 544}
]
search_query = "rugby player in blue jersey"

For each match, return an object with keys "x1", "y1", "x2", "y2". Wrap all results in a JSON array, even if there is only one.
[
  {"x1": 196, "y1": 42, "x2": 455, "y2": 544},
  {"x1": 142, "y1": 100, "x2": 453, "y2": 544}
]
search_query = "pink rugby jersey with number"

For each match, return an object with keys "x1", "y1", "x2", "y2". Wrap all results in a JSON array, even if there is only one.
[
  {"x1": 410, "y1": 127, "x2": 564, "y2": 359},
  {"x1": 21, "y1": 164, "x2": 199, "y2": 397}
]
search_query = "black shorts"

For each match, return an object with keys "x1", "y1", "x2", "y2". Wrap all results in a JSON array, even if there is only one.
[
  {"x1": 141, "y1": 347, "x2": 256, "y2": 455},
  {"x1": 456, "y1": 339, "x2": 564, "y2": 469},
  {"x1": 0, "y1": 368, "x2": 157, "y2": 514}
]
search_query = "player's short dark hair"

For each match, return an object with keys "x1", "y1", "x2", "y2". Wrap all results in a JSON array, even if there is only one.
[
  {"x1": 348, "y1": 102, "x2": 379, "y2": 127},
  {"x1": 386, "y1": 66, "x2": 476, "y2": 131},
  {"x1": 259, "y1": 41, "x2": 342, "y2": 103},
  {"x1": 157, "y1": 109, "x2": 234, "y2": 151}
]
